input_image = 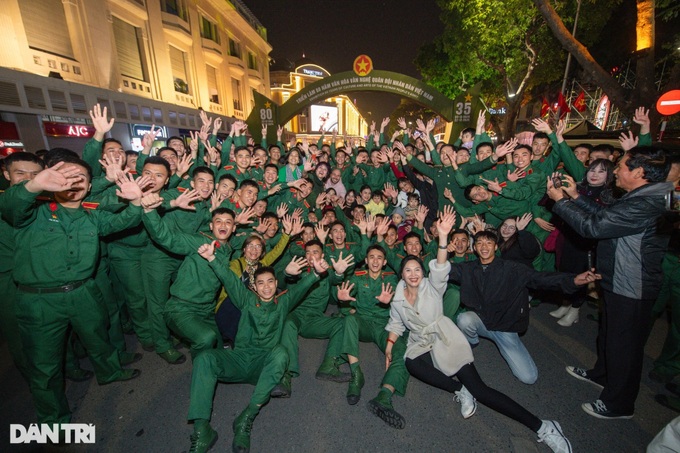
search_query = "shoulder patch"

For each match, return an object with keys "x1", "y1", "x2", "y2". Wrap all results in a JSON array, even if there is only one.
[
  {"x1": 354, "y1": 270, "x2": 367, "y2": 276},
  {"x1": 382, "y1": 271, "x2": 395, "y2": 276},
  {"x1": 223, "y1": 165, "x2": 234, "y2": 170},
  {"x1": 82, "y1": 202, "x2": 99, "y2": 210},
  {"x1": 178, "y1": 187, "x2": 187, "y2": 193}
]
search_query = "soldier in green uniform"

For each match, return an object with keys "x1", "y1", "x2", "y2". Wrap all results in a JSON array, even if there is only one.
[
  {"x1": 0, "y1": 158, "x2": 143, "y2": 426},
  {"x1": 187, "y1": 244, "x2": 329, "y2": 453},
  {"x1": 0, "y1": 152, "x2": 44, "y2": 381},
  {"x1": 335, "y1": 244, "x2": 409, "y2": 428},
  {"x1": 272, "y1": 240, "x2": 356, "y2": 398}
]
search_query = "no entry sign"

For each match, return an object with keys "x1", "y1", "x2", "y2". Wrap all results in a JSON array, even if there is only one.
[{"x1": 656, "y1": 90, "x2": 680, "y2": 116}]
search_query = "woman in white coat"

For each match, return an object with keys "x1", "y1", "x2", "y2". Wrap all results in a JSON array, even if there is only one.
[{"x1": 384, "y1": 207, "x2": 572, "y2": 453}]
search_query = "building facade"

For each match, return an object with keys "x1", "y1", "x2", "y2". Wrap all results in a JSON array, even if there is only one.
[
  {"x1": 270, "y1": 58, "x2": 367, "y2": 145},
  {"x1": 0, "y1": 0, "x2": 271, "y2": 154}
]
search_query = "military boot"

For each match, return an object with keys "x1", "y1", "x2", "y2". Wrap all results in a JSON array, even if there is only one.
[
  {"x1": 368, "y1": 389, "x2": 406, "y2": 429},
  {"x1": 232, "y1": 405, "x2": 259, "y2": 453},
  {"x1": 346, "y1": 365, "x2": 365, "y2": 405},
  {"x1": 270, "y1": 372, "x2": 292, "y2": 398},
  {"x1": 316, "y1": 356, "x2": 351, "y2": 382},
  {"x1": 189, "y1": 421, "x2": 218, "y2": 453}
]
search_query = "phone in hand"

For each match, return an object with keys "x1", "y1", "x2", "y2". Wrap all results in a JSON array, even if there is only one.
[{"x1": 552, "y1": 176, "x2": 562, "y2": 189}]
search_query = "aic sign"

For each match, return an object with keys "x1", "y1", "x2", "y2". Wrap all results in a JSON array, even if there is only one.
[{"x1": 43, "y1": 122, "x2": 95, "y2": 138}]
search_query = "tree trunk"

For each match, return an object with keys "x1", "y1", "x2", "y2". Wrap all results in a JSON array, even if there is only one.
[{"x1": 500, "y1": 97, "x2": 522, "y2": 140}]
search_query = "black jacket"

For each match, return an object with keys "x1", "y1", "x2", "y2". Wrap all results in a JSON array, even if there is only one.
[
  {"x1": 552, "y1": 182, "x2": 672, "y2": 300},
  {"x1": 448, "y1": 258, "x2": 579, "y2": 332}
]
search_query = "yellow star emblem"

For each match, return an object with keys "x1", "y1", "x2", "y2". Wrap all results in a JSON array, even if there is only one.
[
  {"x1": 465, "y1": 94, "x2": 473, "y2": 102},
  {"x1": 264, "y1": 102, "x2": 271, "y2": 108}
]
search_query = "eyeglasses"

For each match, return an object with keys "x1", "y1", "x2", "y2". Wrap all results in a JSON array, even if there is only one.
[{"x1": 246, "y1": 243, "x2": 263, "y2": 250}]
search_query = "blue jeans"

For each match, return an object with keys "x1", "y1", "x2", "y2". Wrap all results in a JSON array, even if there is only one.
[{"x1": 456, "y1": 311, "x2": 538, "y2": 384}]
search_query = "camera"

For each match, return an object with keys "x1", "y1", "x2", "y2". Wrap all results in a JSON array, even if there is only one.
[{"x1": 665, "y1": 189, "x2": 680, "y2": 212}]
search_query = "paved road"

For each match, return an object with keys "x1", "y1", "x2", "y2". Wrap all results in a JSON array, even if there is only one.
[{"x1": 1, "y1": 301, "x2": 676, "y2": 452}]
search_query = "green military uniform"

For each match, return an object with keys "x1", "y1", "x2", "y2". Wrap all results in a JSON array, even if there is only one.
[
  {"x1": 142, "y1": 189, "x2": 211, "y2": 354},
  {"x1": 187, "y1": 257, "x2": 319, "y2": 424},
  {"x1": 0, "y1": 182, "x2": 142, "y2": 425},
  {"x1": 0, "y1": 189, "x2": 30, "y2": 380},
  {"x1": 279, "y1": 267, "x2": 347, "y2": 377},
  {"x1": 339, "y1": 270, "x2": 410, "y2": 397},
  {"x1": 143, "y1": 210, "x2": 234, "y2": 357},
  {"x1": 443, "y1": 253, "x2": 477, "y2": 322}
]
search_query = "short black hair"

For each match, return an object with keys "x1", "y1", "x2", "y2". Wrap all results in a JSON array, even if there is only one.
[
  {"x1": 473, "y1": 230, "x2": 498, "y2": 244},
  {"x1": 463, "y1": 184, "x2": 476, "y2": 202},
  {"x1": 43, "y1": 148, "x2": 79, "y2": 168},
  {"x1": 158, "y1": 147, "x2": 178, "y2": 158},
  {"x1": 101, "y1": 138, "x2": 123, "y2": 151},
  {"x1": 402, "y1": 231, "x2": 422, "y2": 244},
  {"x1": 212, "y1": 207, "x2": 235, "y2": 219},
  {"x1": 625, "y1": 146, "x2": 671, "y2": 183},
  {"x1": 593, "y1": 144, "x2": 614, "y2": 155},
  {"x1": 143, "y1": 156, "x2": 171, "y2": 176},
  {"x1": 366, "y1": 244, "x2": 386, "y2": 257},
  {"x1": 54, "y1": 156, "x2": 93, "y2": 181},
  {"x1": 452, "y1": 228, "x2": 470, "y2": 239},
  {"x1": 3, "y1": 152, "x2": 45, "y2": 172},
  {"x1": 254, "y1": 266, "x2": 277, "y2": 281},
  {"x1": 240, "y1": 179, "x2": 259, "y2": 191},
  {"x1": 305, "y1": 239, "x2": 324, "y2": 250},
  {"x1": 218, "y1": 174, "x2": 238, "y2": 185},
  {"x1": 192, "y1": 166, "x2": 215, "y2": 180},
  {"x1": 166, "y1": 136, "x2": 185, "y2": 147},
  {"x1": 462, "y1": 127, "x2": 475, "y2": 136},
  {"x1": 533, "y1": 132, "x2": 549, "y2": 141},
  {"x1": 234, "y1": 146, "x2": 251, "y2": 156},
  {"x1": 476, "y1": 142, "x2": 494, "y2": 153},
  {"x1": 125, "y1": 150, "x2": 139, "y2": 158}
]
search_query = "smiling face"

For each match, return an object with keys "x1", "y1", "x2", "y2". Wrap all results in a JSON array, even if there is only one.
[
  {"x1": 254, "y1": 271, "x2": 277, "y2": 301},
  {"x1": 264, "y1": 167, "x2": 278, "y2": 185},
  {"x1": 512, "y1": 148, "x2": 532, "y2": 170},
  {"x1": 238, "y1": 185, "x2": 259, "y2": 207},
  {"x1": 159, "y1": 149, "x2": 178, "y2": 173},
  {"x1": 456, "y1": 149, "x2": 470, "y2": 165},
  {"x1": 330, "y1": 223, "x2": 346, "y2": 245},
  {"x1": 288, "y1": 150, "x2": 301, "y2": 166},
  {"x1": 235, "y1": 149, "x2": 252, "y2": 171},
  {"x1": 469, "y1": 185, "x2": 491, "y2": 204},
  {"x1": 404, "y1": 237, "x2": 422, "y2": 256},
  {"x1": 316, "y1": 165, "x2": 328, "y2": 179},
  {"x1": 304, "y1": 243, "x2": 323, "y2": 265},
  {"x1": 531, "y1": 138, "x2": 549, "y2": 157},
  {"x1": 401, "y1": 259, "x2": 424, "y2": 289},
  {"x1": 587, "y1": 163, "x2": 609, "y2": 187},
  {"x1": 451, "y1": 233, "x2": 469, "y2": 256},
  {"x1": 142, "y1": 163, "x2": 170, "y2": 194},
  {"x1": 103, "y1": 141, "x2": 126, "y2": 169},
  {"x1": 384, "y1": 227, "x2": 398, "y2": 246},
  {"x1": 301, "y1": 226, "x2": 315, "y2": 243},
  {"x1": 574, "y1": 147, "x2": 590, "y2": 164},
  {"x1": 330, "y1": 168, "x2": 342, "y2": 184},
  {"x1": 269, "y1": 147, "x2": 281, "y2": 163},
  {"x1": 4, "y1": 160, "x2": 43, "y2": 186},
  {"x1": 499, "y1": 219, "x2": 517, "y2": 240},
  {"x1": 217, "y1": 179, "x2": 236, "y2": 199},
  {"x1": 253, "y1": 200, "x2": 267, "y2": 217},
  {"x1": 477, "y1": 145, "x2": 493, "y2": 162},
  {"x1": 191, "y1": 172, "x2": 215, "y2": 200},
  {"x1": 210, "y1": 213, "x2": 235, "y2": 241},
  {"x1": 360, "y1": 188, "x2": 372, "y2": 203},
  {"x1": 473, "y1": 236, "x2": 497, "y2": 264},
  {"x1": 244, "y1": 238, "x2": 264, "y2": 261},
  {"x1": 366, "y1": 249, "x2": 387, "y2": 275}
]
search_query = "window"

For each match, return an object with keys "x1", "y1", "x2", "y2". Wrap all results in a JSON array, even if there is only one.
[
  {"x1": 200, "y1": 16, "x2": 220, "y2": 44},
  {"x1": 231, "y1": 78, "x2": 242, "y2": 111},
  {"x1": 160, "y1": 0, "x2": 188, "y2": 21},
  {"x1": 19, "y1": 0, "x2": 74, "y2": 59},
  {"x1": 113, "y1": 17, "x2": 146, "y2": 81},
  {"x1": 247, "y1": 52, "x2": 258, "y2": 70},
  {"x1": 206, "y1": 65, "x2": 219, "y2": 104},
  {"x1": 228, "y1": 38, "x2": 241, "y2": 58},
  {"x1": 169, "y1": 46, "x2": 190, "y2": 94}
]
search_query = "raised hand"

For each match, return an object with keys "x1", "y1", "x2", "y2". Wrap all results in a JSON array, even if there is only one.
[
  {"x1": 375, "y1": 216, "x2": 390, "y2": 237},
  {"x1": 534, "y1": 214, "x2": 556, "y2": 232},
  {"x1": 476, "y1": 110, "x2": 486, "y2": 134},
  {"x1": 277, "y1": 125, "x2": 284, "y2": 139},
  {"x1": 397, "y1": 117, "x2": 407, "y2": 130},
  {"x1": 618, "y1": 131, "x2": 638, "y2": 152},
  {"x1": 337, "y1": 281, "x2": 356, "y2": 302},
  {"x1": 380, "y1": 117, "x2": 390, "y2": 133},
  {"x1": 89, "y1": 104, "x2": 115, "y2": 140},
  {"x1": 480, "y1": 177, "x2": 503, "y2": 194},
  {"x1": 115, "y1": 172, "x2": 143, "y2": 202},
  {"x1": 199, "y1": 109, "x2": 212, "y2": 128},
  {"x1": 197, "y1": 242, "x2": 216, "y2": 262},
  {"x1": 141, "y1": 125, "x2": 158, "y2": 154},
  {"x1": 531, "y1": 118, "x2": 552, "y2": 134},
  {"x1": 494, "y1": 137, "x2": 518, "y2": 160},
  {"x1": 285, "y1": 256, "x2": 308, "y2": 276},
  {"x1": 261, "y1": 123, "x2": 267, "y2": 138},
  {"x1": 632, "y1": 106, "x2": 650, "y2": 135},
  {"x1": 436, "y1": 206, "x2": 456, "y2": 237},
  {"x1": 415, "y1": 205, "x2": 429, "y2": 227},
  {"x1": 176, "y1": 154, "x2": 194, "y2": 178},
  {"x1": 515, "y1": 212, "x2": 533, "y2": 231},
  {"x1": 574, "y1": 269, "x2": 602, "y2": 286},
  {"x1": 135, "y1": 174, "x2": 152, "y2": 192},
  {"x1": 99, "y1": 154, "x2": 122, "y2": 182},
  {"x1": 212, "y1": 118, "x2": 222, "y2": 136},
  {"x1": 310, "y1": 256, "x2": 330, "y2": 274},
  {"x1": 210, "y1": 191, "x2": 224, "y2": 212},
  {"x1": 172, "y1": 189, "x2": 201, "y2": 210},
  {"x1": 315, "y1": 224, "x2": 328, "y2": 244},
  {"x1": 25, "y1": 162, "x2": 83, "y2": 193},
  {"x1": 443, "y1": 187, "x2": 456, "y2": 204},
  {"x1": 198, "y1": 123, "x2": 210, "y2": 142},
  {"x1": 256, "y1": 217, "x2": 274, "y2": 234},
  {"x1": 189, "y1": 131, "x2": 200, "y2": 157},
  {"x1": 331, "y1": 251, "x2": 355, "y2": 275},
  {"x1": 555, "y1": 119, "x2": 566, "y2": 140},
  {"x1": 288, "y1": 216, "x2": 304, "y2": 236},
  {"x1": 235, "y1": 207, "x2": 257, "y2": 225},
  {"x1": 292, "y1": 207, "x2": 304, "y2": 221},
  {"x1": 276, "y1": 203, "x2": 289, "y2": 219},
  {"x1": 141, "y1": 192, "x2": 163, "y2": 211},
  {"x1": 375, "y1": 283, "x2": 395, "y2": 304},
  {"x1": 506, "y1": 168, "x2": 526, "y2": 182}
]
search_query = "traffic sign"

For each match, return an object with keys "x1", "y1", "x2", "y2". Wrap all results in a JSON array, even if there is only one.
[{"x1": 656, "y1": 90, "x2": 680, "y2": 116}]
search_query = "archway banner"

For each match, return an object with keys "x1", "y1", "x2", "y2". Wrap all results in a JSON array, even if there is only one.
[{"x1": 246, "y1": 67, "x2": 485, "y2": 145}]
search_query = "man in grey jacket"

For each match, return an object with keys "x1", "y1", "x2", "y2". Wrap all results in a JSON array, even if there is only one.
[{"x1": 548, "y1": 146, "x2": 672, "y2": 420}]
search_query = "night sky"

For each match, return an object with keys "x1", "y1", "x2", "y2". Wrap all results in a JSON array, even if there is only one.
[{"x1": 246, "y1": 0, "x2": 444, "y2": 121}]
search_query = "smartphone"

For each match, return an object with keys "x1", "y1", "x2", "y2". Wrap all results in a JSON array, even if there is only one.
[
  {"x1": 552, "y1": 176, "x2": 562, "y2": 188},
  {"x1": 666, "y1": 189, "x2": 680, "y2": 212}
]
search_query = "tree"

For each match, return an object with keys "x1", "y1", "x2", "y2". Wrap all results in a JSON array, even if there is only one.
[
  {"x1": 417, "y1": 0, "x2": 619, "y2": 139},
  {"x1": 533, "y1": 0, "x2": 680, "y2": 133}
]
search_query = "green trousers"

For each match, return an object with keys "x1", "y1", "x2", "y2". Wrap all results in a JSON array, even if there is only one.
[
  {"x1": 164, "y1": 303, "x2": 222, "y2": 358},
  {"x1": 0, "y1": 271, "x2": 30, "y2": 380},
  {"x1": 342, "y1": 314, "x2": 409, "y2": 396},
  {"x1": 15, "y1": 281, "x2": 124, "y2": 424},
  {"x1": 443, "y1": 284, "x2": 462, "y2": 322},
  {"x1": 142, "y1": 248, "x2": 181, "y2": 352},
  {"x1": 187, "y1": 346, "x2": 288, "y2": 421},
  {"x1": 652, "y1": 253, "x2": 680, "y2": 376},
  {"x1": 279, "y1": 311, "x2": 346, "y2": 376},
  {"x1": 108, "y1": 243, "x2": 152, "y2": 346},
  {"x1": 94, "y1": 255, "x2": 126, "y2": 354}
]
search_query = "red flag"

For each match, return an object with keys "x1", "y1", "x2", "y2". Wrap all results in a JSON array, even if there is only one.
[
  {"x1": 540, "y1": 97, "x2": 550, "y2": 116},
  {"x1": 557, "y1": 92, "x2": 571, "y2": 118},
  {"x1": 573, "y1": 91, "x2": 587, "y2": 112}
]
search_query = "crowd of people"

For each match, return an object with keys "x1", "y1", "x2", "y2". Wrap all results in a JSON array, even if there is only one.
[{"x1": 1, "y1": 103, "x2": 678, "y2": 453}]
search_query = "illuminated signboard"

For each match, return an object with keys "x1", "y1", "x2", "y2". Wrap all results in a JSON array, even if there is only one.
[
  {"x1": 310, "y1": 104, "x2": 338, "y2": 132},
  {"x1": 0, "y1": 140, "x2": 24, "y2": 147},
  {"x1": 297, "y1": 65, "x2": 330, "y2": 78},
  {"x1": 131, "y1": 124, "x2": 168, "y2": 139},
  {"x1": 43, "y1": 122, "x2": 95, "y2": 138}
]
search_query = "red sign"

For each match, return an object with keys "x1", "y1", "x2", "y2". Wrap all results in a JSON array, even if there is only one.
[
  {"x1": 656, "y1": 90, "x2": 680, "y2": 116},
  {"x1": 43, "y1": 121, "x2": 95, "y2": 138},
  {"x1": 353, "y1": 55, "x2": 373, "y2": 77}
]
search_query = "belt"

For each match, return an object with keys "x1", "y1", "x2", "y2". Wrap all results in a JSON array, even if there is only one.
[{"x1": 18, "y1": 280, "x2": 87, "y2": 294}]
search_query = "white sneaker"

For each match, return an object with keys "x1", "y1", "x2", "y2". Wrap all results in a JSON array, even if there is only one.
[
  {"x1": 454, "y1": 386, "x2": 477, "y2": 419},
  {"x1": 537, "y1": 420, "x2": 572, "y2": 453},
  {"x1": 550, "y1": 305, "x2": 571, "y2": 318}
]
